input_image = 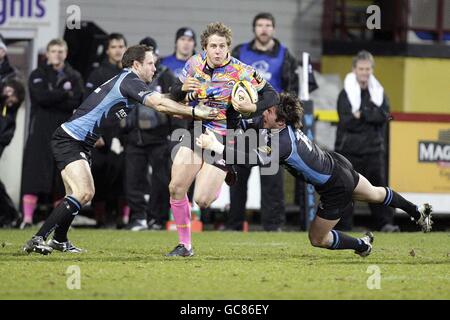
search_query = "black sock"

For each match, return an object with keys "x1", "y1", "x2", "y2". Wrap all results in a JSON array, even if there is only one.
[
  {"x1": 328, "y1": 230, "x2": 368, "y2": 252},
  {"x1": 383, "y1": 187, "x2": 420, "y2": 220},
  {"x1": 35, "y1": 196, "x2": 81, "y2": 241}
]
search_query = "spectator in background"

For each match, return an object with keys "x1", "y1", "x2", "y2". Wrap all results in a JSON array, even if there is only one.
[
  {"x1": 84, "y1": 33, "x2": 128, "y2": 227},
  {"x1": 160, "y1": 27, "x2": 196, "y2": 78},
  {"x1": 230, "y1": 12, "x2": 304, "y2": 231},
  {"x1": 0, "y1": 79, "x2": 25, "y2": 227},
  {"x1": 0, "y1": 35, "x2": 17, "y2": 85},
  {"x1": 335, "y1": 50, "x2": 399, "y2": 232},
  {"x1": 84, "y1": 33, "x2": 127, "y2": 97},
  {"x1": 21, "y1": 39, "x2": 84, "y2": 229},
  {"x1": 122, "y1": 37, "x2": 176, "y2": 231}
]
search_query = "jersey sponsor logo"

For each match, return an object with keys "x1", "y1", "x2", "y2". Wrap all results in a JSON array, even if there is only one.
[
  {"x1": 138, "y1": 90, "x2": 152, "y2": 97},
  {"x1": 115, "y1": 109, "x2": 127, "y2": 120}
]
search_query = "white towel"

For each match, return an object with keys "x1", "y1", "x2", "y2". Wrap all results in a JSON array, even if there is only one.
[{"x1": 344, "y1": 72, "x2": 384, "y2": 113}]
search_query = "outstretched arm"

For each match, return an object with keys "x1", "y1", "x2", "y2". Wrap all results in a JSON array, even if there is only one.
[
  {"x1": 196, "y1": 128, "x2": 272, "y2": 167},
  {"x1": 144, "y1": 92, "x2": 218, "y2": 120}
]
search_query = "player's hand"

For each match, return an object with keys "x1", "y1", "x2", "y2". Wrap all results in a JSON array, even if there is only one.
[
  {"x1": 231, "y1": 94, "x2": 256, "y2": 115},
  {"x1": 196, "y1": 128, "x2": 224, "y2": 154},
  {"x1": 182, "y1": 77, "x2": 201, "y2": 92},
  {"x1": 193, "y1": 103, "x2": 219, "y2": 120}
]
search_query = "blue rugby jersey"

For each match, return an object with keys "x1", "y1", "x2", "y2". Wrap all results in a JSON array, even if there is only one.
[
  {"x1": 238, "y1": 116, "x2": 334, "y2": 186},
  {"x1": 61, "y1": 69, "x2": 155, "y2": 146}
]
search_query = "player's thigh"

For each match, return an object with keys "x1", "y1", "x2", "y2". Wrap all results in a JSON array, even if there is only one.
[
  {"x1": 62, "y1": 159, "x2": 95, "y2": 202},
  {"x1": 352, "y1": 173, "x2": 385, "y2": 203},
  {"x1": 170, "y1": 146, "x2": 202, "y2": 191},
  {"x1": 309, "y1": 215, "x2": 340, "y2": 241},
  {"x1": 194, "y1": 163, "x2": 226, "y2": 200}
]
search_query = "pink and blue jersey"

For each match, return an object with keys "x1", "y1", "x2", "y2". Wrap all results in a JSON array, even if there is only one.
[{"x1": 179, "y1": 52, "x2": 266, "y2": 135}]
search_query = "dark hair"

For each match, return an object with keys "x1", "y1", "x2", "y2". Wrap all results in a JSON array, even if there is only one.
[
  {"x1": 2, "y1": 79, "x2": 26, "y2": 108},
  {"x1": 252, "y1": 12, "x2": 276, "y2": 30},
  {"x1": 276, "y1": 93, "x2": 304, "y2": 129},
  {"x1": 107, "y1": 33, "x2": 127, "y2": 48},
  {"x1": 139, "y1": 37, "x2": 158, "y2": 55},
  {"x1": 121, "y1": 45, "x2": 153, "y2": 68}
]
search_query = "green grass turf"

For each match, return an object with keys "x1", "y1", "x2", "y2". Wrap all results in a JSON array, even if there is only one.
[{"x1": 0, "y1": 229, "x2": 449, "y2": 300}]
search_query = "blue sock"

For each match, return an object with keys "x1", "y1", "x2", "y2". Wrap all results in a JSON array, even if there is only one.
[{"x1": 328, "y1": 230, "x2": 368, "y2": 252}]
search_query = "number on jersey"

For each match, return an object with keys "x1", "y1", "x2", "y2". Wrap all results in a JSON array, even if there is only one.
[{"x1": 295, "y1": 129, "x2": 313, "y2": 152}]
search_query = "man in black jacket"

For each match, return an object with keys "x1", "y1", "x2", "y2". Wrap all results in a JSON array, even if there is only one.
[
  {"x1": 21, "y1": 39, "x2": 84, "y2": 229},
  {"x1": 335, "y1": 50, "x2": 399, "y2": 232},
  {"x1": 84, "y1": 33, "x2": 127, "y2": 97},
  {"x1": 0, "y1": 79, "x2": 25, "y2": 227},
  {"x1": 123, "y1": 37, "x2": 177, "y2": 231},
  {"x1": 84, "y1": 33, "x2": 128, "y2": 227}
]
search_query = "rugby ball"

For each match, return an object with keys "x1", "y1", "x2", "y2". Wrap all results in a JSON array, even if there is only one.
[{"x1": 232, "y1": 80, "x2": 258, "y2": 104}]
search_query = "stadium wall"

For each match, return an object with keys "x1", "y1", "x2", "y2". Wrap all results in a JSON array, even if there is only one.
[
  {"x1": 322, "y1": 55, "x2": 450, "y2": 114},
  {"x1": 58, "y1": 0, "x2": 324, "y2": 62}
]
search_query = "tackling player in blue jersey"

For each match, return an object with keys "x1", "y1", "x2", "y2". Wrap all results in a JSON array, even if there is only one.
[
  {"x1": 23, "y1": 45, "x2": 218, "y2": 255},
  {"x1": 197, "y1": 93, "x2": 433, "y2": 257}
]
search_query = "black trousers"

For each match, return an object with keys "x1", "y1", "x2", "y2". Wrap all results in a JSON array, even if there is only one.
[
  {"x1": 125, "y1": 142, "x2": 170, "y2": 224},
  {"x1": 228, "y1": 166, "x2": 285, "y2": 231},
  {"x1": 0, "y1": 179, "x2": 19, "y2": 226},
  {"x1": 335, "y1": 152, "x2": 394, "y2": 231},
  {"x1": 91, "y1": 147, "x2": 125, "y2": 223}
]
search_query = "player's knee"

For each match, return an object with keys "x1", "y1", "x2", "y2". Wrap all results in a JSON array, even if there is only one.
[
  {"x1": 169, "y1": 181, "x2": 185, "y2": 199},
  {"x1": 75, "y1": 187, "x2": 95, "y2": 205},
  {"x1": 377, "y1": 187, "x2": 387, "y2": 202},
  {"x1": 194, "y1": 195, "x2": 212, "y2": 209},
  {"x1": 309, "y1": 233, "x2": 328, "y2": 248},
  {"x1": 368, "y1": 187, "x2": 386, "y2": 203}
]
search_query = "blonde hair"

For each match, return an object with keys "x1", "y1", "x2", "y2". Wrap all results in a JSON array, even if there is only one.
[
  {"x1": 200, "y1": 22, "x2": 232, "y2": 49},
  {"x1": 46, "y1": 38, "x2": 68, "y2": 52}
]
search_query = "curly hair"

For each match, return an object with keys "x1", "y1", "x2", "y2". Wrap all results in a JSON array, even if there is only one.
[
  {"x1": 200, "y1": 22, "x2": 232, "y2": 49},
  {"x1": 275, "y1": 92, "x2": 304, "y2": 129}
]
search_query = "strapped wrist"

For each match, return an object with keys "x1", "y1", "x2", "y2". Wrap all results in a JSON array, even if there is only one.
[{"x1": 187, "y1": 92, "x2": 196, "y2": 102}]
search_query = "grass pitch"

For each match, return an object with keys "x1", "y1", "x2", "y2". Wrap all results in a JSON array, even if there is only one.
[{"x1": 0, "y1": 229, "x2": 449, "y2": 300}]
